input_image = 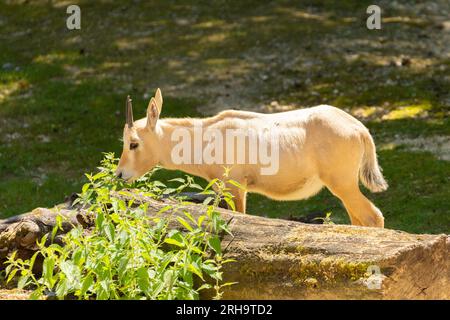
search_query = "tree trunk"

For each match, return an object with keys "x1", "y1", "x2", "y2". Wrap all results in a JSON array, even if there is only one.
[{"x1": 0, "y1": 191, "x2": 448, "y2": 299}]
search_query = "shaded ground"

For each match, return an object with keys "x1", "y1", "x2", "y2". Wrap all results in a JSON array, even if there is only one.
[{"x1": 0, "y1": 0, "x2": 449, "y2": 233}]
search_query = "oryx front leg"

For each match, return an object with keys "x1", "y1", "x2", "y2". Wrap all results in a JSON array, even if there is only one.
[
  {"x1": 327, "y1": 183, "x2": 384, "y2": 228},
  {"x1": 343, "y1": 190, "x2": 384, "y2": 228},
  {"x1": 220, "y1": 180, "x2": 247, "y2": 213},
  {"x1": 211, "y1": 180, "x2": 247, "y2": 213},
  {"x1": 229, "y1": 185, "x2": 247, "y2": 213},
  {"x1": 320, "y1": 163, "x2": 384, "y2": 227}
]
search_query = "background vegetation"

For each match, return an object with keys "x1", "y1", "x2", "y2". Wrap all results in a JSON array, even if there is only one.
[{"x1": 0, "y1": 0, "x2": 449, "y2": 234}]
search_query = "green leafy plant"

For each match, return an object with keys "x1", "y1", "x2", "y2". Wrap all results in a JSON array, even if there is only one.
[
  {"x1": 313, "y1": 212, "x2": 335, "y2": 225},
  {"x1": 5, "y1": 153, "x2": 237, "y2": 300}
]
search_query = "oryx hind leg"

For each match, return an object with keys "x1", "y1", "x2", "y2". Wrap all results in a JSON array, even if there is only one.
[{"x1": 321, "y1": 174, "x2": 385, "y2": 228}]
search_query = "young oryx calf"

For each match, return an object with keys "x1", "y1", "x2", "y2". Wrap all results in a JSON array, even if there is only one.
[{"x1": 116, "y1": 89, "x2": 388, "y2": 228}]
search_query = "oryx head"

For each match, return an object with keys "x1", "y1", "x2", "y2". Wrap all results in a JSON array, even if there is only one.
[{"x1": 115, "y1": 88, "x2": 163, "y2": 181}]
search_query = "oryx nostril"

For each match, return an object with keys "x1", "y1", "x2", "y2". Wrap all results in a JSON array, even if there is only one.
[{"x1": 117, "y1": 172, "x2": 123, "y2": 179}]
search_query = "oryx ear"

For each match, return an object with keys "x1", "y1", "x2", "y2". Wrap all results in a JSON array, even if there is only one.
[
  {"x1": 147, "y1": 97, "x2": 160, "y2": 129},
  {"x1": 154, "y1": 88, "x2": 163, "y2": 113}
]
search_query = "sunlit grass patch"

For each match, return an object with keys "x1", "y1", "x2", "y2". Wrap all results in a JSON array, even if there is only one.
[
  {"x1": 0, "y1": 80, "x2": 30, "y2": 102},
  {"x1": 33, "y1": 52, "x2": 79, "y2": 64},
  {"x1": 352, "y1": 106, "x2": 380, "y2": 118},
  {"x1": 382, "y1": 102, "x2": 431, "y2": 120}
]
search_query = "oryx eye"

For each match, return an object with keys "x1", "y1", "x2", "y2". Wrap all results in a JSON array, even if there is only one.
[{"x1": 130, "y1": 142, "x2": 139, "y2": 150}]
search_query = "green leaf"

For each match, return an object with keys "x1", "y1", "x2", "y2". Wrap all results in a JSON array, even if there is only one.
[
  {"x1": 196, "y1": 283, "x2": 212, "y2": 291},
  {"x1": 152, "y1": 181, "x2": 166, "y2": 188},
  {"x1": 55, "y1": 278, "x2": 69, "y2": 298},
  {"x1": 136, "y1": 267, "x2": 150, "y2": 293},
  {"x1": 183, "y1": 211, "x2": 197, "y2": 225},
  {"x1": 210, "y1": 270, "x2": 223, "y2": 281},
  {"x1": 92, "y1": 171, "x2": 108, "y2": 181},
  {"x1": 177, "y1": 217, "x2": 194, "y2": 232},
  {"x1": 80, "y1": 274, "x2": 94, "y2": 297},
  {"x1": 103, "y1": 221, "x2": 115, "y2": 242},
  {"x1": 8, "y1": 250, "x2": 17, "y2": 262},
  {"x1": 210, "y1": 211, "x2": 220, "y2": 231},
  {"x1": 51, "y1": 225, "x2": 59, "y2": 242},
  {"x1": 17, "y1": 275, "x2": 29, "y2": 289},
  {"x1": 224, "y1": 197, "x2": 236, "y2": 211},
  {"x1": 164, "y1": 238, "x2": 184, "y2": 248},
  {"x1": 190, "y1": 183, "x2": 203, "y2": 190},
  {"x1": 188, "y1": 262, "x2": 204, "y2": 280},
  {"x1": 208, "y1": 236, "x2": 222, "y2": 255},
  {"x1": 201, "y1": 262, "x2": 217, "y2": 274},
  {"x1": 42, "y1": 257, "x2": 55, "y2": 288},
  {"x1": 191, "y1": 246, "x2": 204, "y2": 255},
  {"x1": 197, "y1": 215, "x2": 206, "y2": 228},
  {"x1": 221, "y1": 281, "x2": 238, "y2": 287},
  {"x1": 227, "y1": 179, "x2": 246, "y2": 190},
  {"x1": 29, "y1": 288, "x2": 44, "y2": 300},
  {"x1": 162, "y1": 188, "x2": 177, "y2": 195},
  {"x1": 222, "y1": 258, "x2": 236, "y2": 264},
  {"x1": 204, "y1": 179, "x2": 218, "y2": 191},
  {"x1": 6, "y1": 269, "x2": 18, "y2": 284},
  {"x1": 200, "y1": 190, "x2": 216, "y2": 195},
  {"x1": 202, "y1": 196, "x2": 214, "y2": 206},
  {"x1": 158, "y1": 205, "x2": 172, "y2": 214},
  {"x1": 110, "y1": 212, "x2": 121, "y2": 224},
  {"x1": 151, "y1": 280, "x2": 165, "y2": 299},
  {"x1": 81, "y1": 183, "x2": 91, "y2": 194},
  {"x1": 60, "y1": 261, "x2": 78, "y2": 284},
  {"x1": 99, "y1": 280, "x2": 110, "y2": 299},
  {"x1": 163, "y1": 270, "x2": 175, "y2": 287}
]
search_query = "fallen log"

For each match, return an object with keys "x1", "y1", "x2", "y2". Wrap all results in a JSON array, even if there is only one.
[{"x1": 0, "y1": 191, "x2": 448, "y2": 299}]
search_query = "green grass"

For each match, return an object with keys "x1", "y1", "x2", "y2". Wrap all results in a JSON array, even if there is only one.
[{"x1": 0, "y1": 0, "x2": 449, "y2": 234}]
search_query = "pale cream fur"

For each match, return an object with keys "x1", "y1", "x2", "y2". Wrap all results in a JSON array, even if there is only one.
[{"x1": 117, "y1": 89, "x2": 388, "y2": 227}]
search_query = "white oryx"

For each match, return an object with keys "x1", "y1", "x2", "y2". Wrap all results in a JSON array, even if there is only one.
[{"x1": 116, "y1": 89, "x2": 388, "y2": 227}]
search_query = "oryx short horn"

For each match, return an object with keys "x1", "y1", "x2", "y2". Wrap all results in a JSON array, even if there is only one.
[{"x1": 126, "y1": 95, "x2": 134, "y2": 128}]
